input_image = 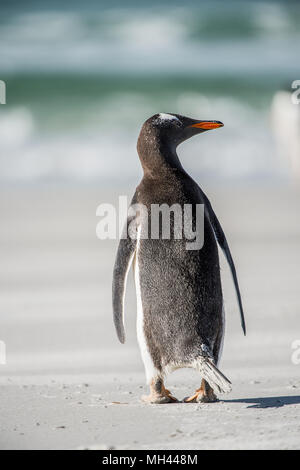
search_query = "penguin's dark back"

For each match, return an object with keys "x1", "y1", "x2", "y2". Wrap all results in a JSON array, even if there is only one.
[{"x1": 134, "y1": 168, "x2": 223, "y2": 367}]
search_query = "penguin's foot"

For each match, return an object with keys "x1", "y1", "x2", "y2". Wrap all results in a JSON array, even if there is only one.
[
  {"x1": 142, "y1": 379, "x2": 179, "y2": 404},
  {"x1": 141, "y1": 393, "x2": 177, "y2": 404},
  {"x1": 184, "y1": 379, "x2": 218, "y2": 403}
]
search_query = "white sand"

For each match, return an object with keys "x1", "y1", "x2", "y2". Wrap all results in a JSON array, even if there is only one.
[{"x1": 0, "y1": 184, "x2": 300, "y2": 450}]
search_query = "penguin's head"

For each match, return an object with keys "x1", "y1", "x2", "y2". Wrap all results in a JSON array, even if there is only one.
[
  {"x1": 137, "y1": 113, "x2": 224, "y2": 171},
  {"x1": 138, "y1": 113, "x2": 223, "y2": 152}
]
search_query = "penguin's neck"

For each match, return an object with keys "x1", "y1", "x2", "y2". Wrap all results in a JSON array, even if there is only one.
[{"x1": 138, "y1": 135, "x2": 184, "y2": 177}]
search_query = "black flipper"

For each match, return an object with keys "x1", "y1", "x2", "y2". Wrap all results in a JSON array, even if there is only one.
[
  {"x1": 112, "y1": 198, "x2": 137, "y2": 344},
  {"x1": 200, "y1": 189, "x2": 246, "y2": 335}
]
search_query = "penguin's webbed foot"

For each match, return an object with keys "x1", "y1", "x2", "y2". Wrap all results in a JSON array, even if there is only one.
[
  {"x1": 184, "y1": 379, "x2": 218, "y2": 403},
  {"x1": 142, "y1": 379, "x2": 179, "y2": 404},
  {"x1": 141, "y1": 393, "x2": 178, "y2": 404}
]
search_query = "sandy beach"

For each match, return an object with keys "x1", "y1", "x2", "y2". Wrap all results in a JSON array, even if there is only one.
[{"x1": 0, "y1": 183, "x2": 300, "y2": 450}]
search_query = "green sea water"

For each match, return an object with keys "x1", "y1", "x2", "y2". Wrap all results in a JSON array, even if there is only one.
[{"x1": 0, "y1": 0, "x2": 299, "y2": 182}]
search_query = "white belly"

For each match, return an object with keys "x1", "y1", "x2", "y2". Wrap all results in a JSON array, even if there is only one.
[{"x1": 134, "y1": 227, "x2": 158, "y2": 383}]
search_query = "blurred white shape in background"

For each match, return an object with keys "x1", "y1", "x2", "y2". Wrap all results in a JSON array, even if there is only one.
[
  {"x1": 271, "y1": 90, "x2": 300, "y2": 181},
  {"x1": 0, "y1": 107, "x2": 34, "y2": 146},
  {"x1": 0, "y1": 340, "x2": 6, "y2": 365},
  {"x1": 0, "y1": 80, "x2": 6, "y2": 104}
]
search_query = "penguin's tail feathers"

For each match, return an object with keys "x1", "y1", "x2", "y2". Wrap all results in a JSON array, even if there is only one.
[{"x1": 196, "y1": 357, "x2": 232, "y2": 394}]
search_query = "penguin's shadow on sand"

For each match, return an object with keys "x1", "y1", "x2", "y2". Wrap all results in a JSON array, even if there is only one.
[{"x1": 223, "y1": 395, "x2": 300, "y2": 409}]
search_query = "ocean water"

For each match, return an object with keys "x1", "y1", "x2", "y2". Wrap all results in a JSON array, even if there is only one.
[{"x1": 0, "y1": 0, "x2": 299, "y2": 184}]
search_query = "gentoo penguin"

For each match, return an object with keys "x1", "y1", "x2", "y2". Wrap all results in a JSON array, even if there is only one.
[{"x1": 112, "y1": 113, "x2": 246, "y2": 403}]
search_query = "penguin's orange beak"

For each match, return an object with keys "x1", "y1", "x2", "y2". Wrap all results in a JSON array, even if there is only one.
[{"x1": 189, "y1": 121, "x2": 224, "y2": 130}]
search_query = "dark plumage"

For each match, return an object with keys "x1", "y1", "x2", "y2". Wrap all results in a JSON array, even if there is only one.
[{"x1": 112, "y1": 113, "x2": 245, "y2": 403}]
